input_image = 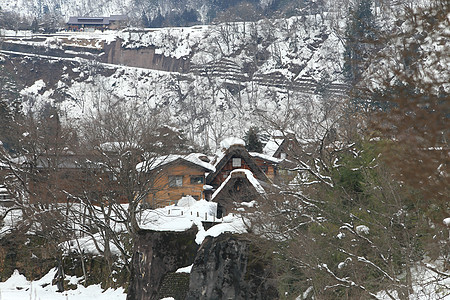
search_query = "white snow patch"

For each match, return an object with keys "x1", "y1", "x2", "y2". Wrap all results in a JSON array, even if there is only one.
[
  {"x1": 0, "y1": 269, "x2": 126, "y2": 300},
  {"x1": 336, "y1": 232, "x2": 345, "y2": 239},
  {"x1": 443, "y1": 217, "x2": 450, "y2": 226},
  {"x1": 176, "y1": 264, "x2": 193, "y2": 274},
  {"x1": 195, "y1": 214, "x2": 247, "y2": 244},
  {"x1": 355, "y1": 225, "x2": 370, "y2": 235},
  {"x1": 240, "y1": 200, "x2": 257, "y2": 208},
  {"x1": 177, "y1": 196, "x2": 198, "y2": 208},
  {"x1": 377, "y1": 259, "x2": 450, "y2": 300},
  {"x1": 20, "y1": 79, "x2": 46, "y2": 95},
  {"x1": 220, "y1": 137, "x2": 245, "y2": 151},
  {"x1": 263, "y1": 138, "x2": 284, "y2": 157}
]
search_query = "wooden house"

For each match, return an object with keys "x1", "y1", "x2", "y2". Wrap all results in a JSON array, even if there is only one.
[
  {"x1": 211, "y1": 169, "x2": 269, "y2": 218},
  {"x1": 28, "y1": 153, "x2": 107, "y2": 204},
  {"x1": 206, "y1": 144, "x2": 268, "y2": 190},
  {"x1": 140, "y1": 153, "x2": 215, "y2": 208},
  {"x1": 249, "y1": 152, "x2": 281, "y2": 181}
]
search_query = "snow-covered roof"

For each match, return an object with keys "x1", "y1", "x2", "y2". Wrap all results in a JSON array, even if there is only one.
[
  {"x1": 137, "y1": 153, "x2": 215, "y2": 172},
  {"x1": 249, "y1": 152, "x2": 283, "y2": 163},
  {"x1": 263, "y1": 138, "x2": 284, "y2": 157},
  {"x1": 67, "y1": 15, "x2": 127, "y2": 26},
  {"x1": 138, "y1": 198, "x2": 247, "y2": 244},
  {"x1": 212, "y1": 169, "x2": 266, "y2": 200},
  {"x1": 220, "y1": 137, "x2": 245, "y2": 151}
]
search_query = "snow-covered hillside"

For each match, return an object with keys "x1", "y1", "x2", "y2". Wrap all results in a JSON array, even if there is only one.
[
  {"x1": 2, "y1": 1, "x2": 447, "y2": 152},
  {"x1": 1, "y1": 14, "x2": 348, "y2": 150}
]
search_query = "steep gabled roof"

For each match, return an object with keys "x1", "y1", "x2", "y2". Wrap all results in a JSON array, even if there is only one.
[
  {"x1": 211, "y1": 169, "x2": 266, "y2": 201},
  {"x1": 263, "y1": 137, "x2": 285, "y2": 157},
  {"x1": 249, "y1": 152, "x2": 283, "y2": 164},
  {"x1": 263, "y1": 132, "x2": 300, "y2": 159},
  {"x1": 206, "y1": 145, "x2": 268, "y2": 184}
]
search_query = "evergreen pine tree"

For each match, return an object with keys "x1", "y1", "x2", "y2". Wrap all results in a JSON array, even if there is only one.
[
  {"x1": 31, "y1": 17, "x2": 39, "y2": 33},
  {"x1": 141, "y1": 11, "x2": 149, "y2": 28},
  {"x1": 149, "y1": 10, "x2": 164, "y2": 28},
  {"x1": 244, "y1": 127, "x2": 263, "y2": 153},
  {"x1": 343, "y1": 0, "x2": 377, "y2": 85}
]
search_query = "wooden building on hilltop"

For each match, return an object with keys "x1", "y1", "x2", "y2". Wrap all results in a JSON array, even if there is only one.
[{"x1": 67, "y1": 15, "x2": 127, "y2": 31}]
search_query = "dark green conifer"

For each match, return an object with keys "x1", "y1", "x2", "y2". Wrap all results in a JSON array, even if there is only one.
[{"x1": 244, "y1": 127, "x2": 263, "y2": 153}]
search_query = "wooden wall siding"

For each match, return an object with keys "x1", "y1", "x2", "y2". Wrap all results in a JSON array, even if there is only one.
[
  {"x1": 210, "y1": 156, "x2": 251, "y2": 188},
  {"x1": 252, "y1": 157, "x2": 276, "y2": 180},
  {"x1": 147, "y1": 164, "x2": 206, "y2": 208}
]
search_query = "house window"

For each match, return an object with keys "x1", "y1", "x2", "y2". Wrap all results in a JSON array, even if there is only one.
[
  {"x1": 168, "y1": 176, "x2": 183, "y2": 187},
  {"x1": 232, "y1": 158, "x2": 242, "y2": 167},
  {"x1": 234, "y1": 181, "x2": 242, "y2": 192},
  {"x1": 190, "y1": 176, "x2": 204, "y2": 184}
]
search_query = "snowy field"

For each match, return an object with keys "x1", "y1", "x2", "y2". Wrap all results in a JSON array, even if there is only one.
[{"x1": 0, "y1": 269, "x2": 126, "y2": 300}]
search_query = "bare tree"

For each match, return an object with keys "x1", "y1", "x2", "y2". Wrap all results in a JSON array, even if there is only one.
[{"x1": 57, "y1": 97, "x2": 195, "y2": 281}]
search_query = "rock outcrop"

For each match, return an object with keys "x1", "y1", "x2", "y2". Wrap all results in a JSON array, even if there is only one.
[
  {"x1": 104, "y1": 40, "x2": 189, "y2": 73},
  {"x1": 186, "y1": 234, "x2": 277, "y2": 300},
  {"x1": 127, "y1": 229, "x2": 277, "y2": 300},
  {"x1": 127, "y1": 227, "x2": 199, "y2": 300}
]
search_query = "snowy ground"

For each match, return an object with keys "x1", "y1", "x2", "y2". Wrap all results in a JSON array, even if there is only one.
[
  {"x1": 0, "y1": 269, "x2": 126, "y2": 300},
  {"x1": 2, "y1": 259, "x2": 448, "y2": 300},
  {"x1": 376, "y1": 260, "x2": 450, "y2": 300}
]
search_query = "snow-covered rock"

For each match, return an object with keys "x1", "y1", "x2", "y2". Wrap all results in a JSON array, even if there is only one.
[
  {"x1": 355, "y1": 225, "x2": 370, "y2": 235},
  {"x1": 443, "y1": 217, "x2": 450, "y2": 226}
]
